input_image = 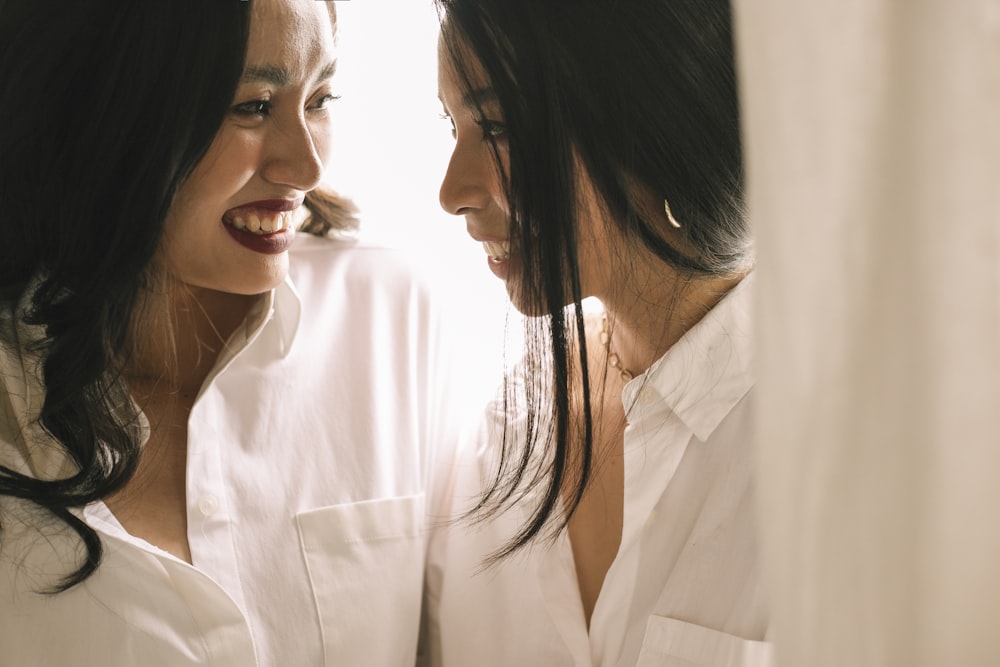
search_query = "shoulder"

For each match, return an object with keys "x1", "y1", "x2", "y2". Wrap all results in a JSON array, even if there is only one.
[
  {"x1": 0, "y1": 496, "x2": 79, "y2": 598},
  {"x1": 289, "y1": 231, "x2": 439, "y2": 300},
  {"x1": 284, "y1": 232, "x2": 469, "y2": 360}
]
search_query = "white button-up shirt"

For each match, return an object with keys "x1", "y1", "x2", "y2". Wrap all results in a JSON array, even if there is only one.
[
  {"x1": 424, "y1": 275, "x2": 771, "y2": 666},
  {"x1": 1, "y1": 235, "x2": 463, "y2": 666}
]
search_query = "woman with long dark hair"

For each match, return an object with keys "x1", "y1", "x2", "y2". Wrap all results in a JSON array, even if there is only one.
[
  {"x1": 0, "y1": 1, "x2": 457, "y2": 664},
  {"x1": 425, "y1": 0, "x2": 770, "y2": 664}
]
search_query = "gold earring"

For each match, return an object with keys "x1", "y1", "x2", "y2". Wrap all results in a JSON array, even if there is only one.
[{"x1": 664, "y1": 199, "x2": 681, "y2": 229}]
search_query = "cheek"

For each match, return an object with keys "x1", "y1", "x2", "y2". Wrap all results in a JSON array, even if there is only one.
[
  {"x1": 483, "y1": 147, "x2": 510, "y2": 210},
  {"x1": 191, "y1": 129, "x2": 261, "y2": 195},
  {"x1": 309, "y1": 121, "x2": 334, "y2": 165},
  {"x1": 157, "y1": 181, "x2": 219, "y2": 267},
  {"x1": 156, "y1": 148, "x2": 248, "y2": 273}
]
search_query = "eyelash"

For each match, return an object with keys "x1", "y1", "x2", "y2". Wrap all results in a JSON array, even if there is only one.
[
  {"x1": 231, "y1": 93, "x2": 341, "y2": 118},
  {"x1": 439, "y1": 113, "x2": 508, "y2": 140},
  {"x1": 475, "y1": 118, "x2": 507, "y2": 139},
  {"x1": 232, "y1": 99, "x2": 271, "y2": 117},
  {"x1": 439, "y1": 113, "x2": 457, "y2": 137}
]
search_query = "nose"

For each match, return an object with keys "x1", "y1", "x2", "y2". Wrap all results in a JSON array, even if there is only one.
[
  {"x1": 439, "y1": 140, "x2": 493, "y2": 216},
  {"x1": 260, "y1": 115, "x2": 326, "y2": 192}
]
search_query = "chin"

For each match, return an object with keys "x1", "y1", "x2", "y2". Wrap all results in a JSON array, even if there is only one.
[
  {"x1": 506, "y1": 278, "x2": 556, "y2": 318},
  {"x1": 238, "y1": 270, "x2": 288, "y2": 296},
  {"x1": 194, "y1": 264, "x2": 289, "y2": 298},
  {"x1": 244, "y1": 256, "x2": 291, "y2": 293},
  {"x1": 506, "y1": 273, "x2": 587, "y2": 320}
]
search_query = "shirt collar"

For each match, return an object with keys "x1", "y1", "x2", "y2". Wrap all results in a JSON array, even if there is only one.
[
  {"x1": 238, "y1": 275, "x2": 301, "y2": 358},
  {"x1": 275, "y1": 275, "x2": 302, "y2": 355},
  {"x1": 622, "y1": 272, "x2": 755, "y2": 442}
]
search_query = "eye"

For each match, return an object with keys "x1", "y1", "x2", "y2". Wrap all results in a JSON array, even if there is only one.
[
  {"x1": 475, "y1": 118, "x2": 507, "y2": 140},
  {"x1": 231, "y1": 99, "x2": 271, "y2": 117},
  {"x1": 309, "y1": 93, "x2": 342, "y2": 111}
]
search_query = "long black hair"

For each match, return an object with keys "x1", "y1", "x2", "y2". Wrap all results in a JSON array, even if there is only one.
[
  {"x1": 437, "y1": 0, "x2": 750, "y2": 557},
  {"x1": 0, "y1": 1, "x2": 351, "y2": 593}
]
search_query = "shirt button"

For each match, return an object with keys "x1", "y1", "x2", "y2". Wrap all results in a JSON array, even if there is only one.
[{"x1": 198, "y1": 494, "x2": 220, "y2": 516}]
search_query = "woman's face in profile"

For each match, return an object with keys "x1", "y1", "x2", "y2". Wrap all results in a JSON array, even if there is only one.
[
  {"x1": 158, "y1": 0, "x2": 339, "y2": 297},
  {"x1": 437, "y1": 35, "x2": 515, "y2": 284},
  {"x1": 437, "y1": 32, "x2": 616, "y2": 314}
]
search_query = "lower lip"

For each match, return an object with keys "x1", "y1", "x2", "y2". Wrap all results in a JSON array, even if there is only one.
[
  {"x1": 224, "y1": 224, "x2": 295, "y2": 255},
  {"x1": 486, "y1": 255, "x2": 510, "y2": 280}
]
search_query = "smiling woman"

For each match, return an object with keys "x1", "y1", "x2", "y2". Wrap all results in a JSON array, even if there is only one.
[
  {"x1": 157, "y1": 1, "x2": 339, "y2": 298},
  {"x1": 0, "y1": 1, "x2": 463, "y2": 665},
  {"x1": 423, "y1": 0, "x2": 767, "y2": 665}
]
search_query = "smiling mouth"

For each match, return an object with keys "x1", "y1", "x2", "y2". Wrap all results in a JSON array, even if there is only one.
[
  {"x1": 483, "y1": 240, "x2": 510, "y2": 262},
  {"x1": 223, "y1": 210, "x2": 295, "y2": 235}
]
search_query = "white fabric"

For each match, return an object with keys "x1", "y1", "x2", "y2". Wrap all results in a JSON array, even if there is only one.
[
  {"x1": 735, "y1": 2, "x2": 1000, "y2": 666},
  {"x1": 0, "y1": 234, "x2": 464, "y2": 667},
  {"x1": 424, "y1": 276, "x2": 772, "y2": 667}
]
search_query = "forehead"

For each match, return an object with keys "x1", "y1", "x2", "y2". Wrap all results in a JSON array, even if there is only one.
[
  {"x1": 437, "y1": 31, "x2": 492, "y2": 105},
  {"x1": 248, "y1": 0, "x2": 336, "y2": 73}
]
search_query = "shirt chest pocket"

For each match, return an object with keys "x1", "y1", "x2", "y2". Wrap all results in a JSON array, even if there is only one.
[
  {"x1": 296, "y1": 494, "x2": 426, "y2": 666},
  {"x1": 635, "y1": 616, "x2": 773, "y2": 667}
]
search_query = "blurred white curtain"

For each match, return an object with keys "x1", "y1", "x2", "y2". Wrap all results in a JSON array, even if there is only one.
[{"x1": 735, "y1": 1, "x2": 1000, "y2": 665}]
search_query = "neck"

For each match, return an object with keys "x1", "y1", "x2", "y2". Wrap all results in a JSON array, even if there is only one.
[
  {"x1": 127, "y1": 285, "x2": 260, "y2": 396},
  {"x1": 599, "y1": 268, "x2": 745, "y2": 379}
]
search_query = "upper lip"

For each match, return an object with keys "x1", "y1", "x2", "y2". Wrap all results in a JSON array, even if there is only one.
[
  {"x1": 227, "y1": 197, "x2": 304, "y2": 214},
  {"x1": 466, "y1": 224, "x2": 508, "y2": 244}
]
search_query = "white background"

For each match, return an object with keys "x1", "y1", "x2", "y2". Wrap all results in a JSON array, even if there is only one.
[
  {"x1": 327, "y1": 1, "x2": 482, "y2": 263},
  {"x1": 328, "y1": 0, "x2": 514, "y2": 394}
]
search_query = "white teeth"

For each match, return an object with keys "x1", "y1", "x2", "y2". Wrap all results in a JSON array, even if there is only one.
[
  {"x1": 227, "y1": 211, "x2": 291, "y2": 235},
  {"x1": 482, "y1": 240, "x2": 510, "y2": 262},
  {"x1": 268, "y1": 212, "x2": 287, "y2": 232}
]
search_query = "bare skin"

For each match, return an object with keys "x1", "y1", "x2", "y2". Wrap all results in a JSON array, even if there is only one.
[
  {"x1": 104, "y1": 289, "x2": 256, "y2": 563},
  {"x1": 566, "y1": 330, "x2": 628, "y2": 627},
  {"x1": 566, "y1": 195, "x2": 745, "y2": 625}
]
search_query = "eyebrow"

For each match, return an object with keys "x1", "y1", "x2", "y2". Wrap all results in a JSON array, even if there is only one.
[{"x1": 241, "y1": 60, "x2": 337, "y2": 87}]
